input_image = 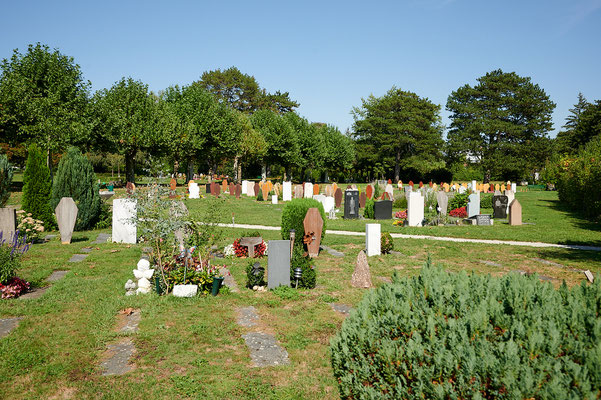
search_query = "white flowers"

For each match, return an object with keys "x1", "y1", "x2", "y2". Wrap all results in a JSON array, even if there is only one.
[{"x1": 224, "y1": 244, "x2": 235, "y2": 257}]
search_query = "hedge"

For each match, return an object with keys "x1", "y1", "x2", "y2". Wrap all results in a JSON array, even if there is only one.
[
  {"x1": 0, "y1": 154, "x2": 13, "y2": 207},
  {"x1": 330, "y1": 260, "x2": 601, "y2": 399},
  {"x1": 22, "y1": 144, "x2": 55, "y2": 228},
  {"x1": 280, "y1": 198, "x2": 326, "y2": 246}
]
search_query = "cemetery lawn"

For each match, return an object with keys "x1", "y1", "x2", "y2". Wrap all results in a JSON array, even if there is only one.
[{"x1": 2, "y1": 221, "x2": 600, "y2": 399}]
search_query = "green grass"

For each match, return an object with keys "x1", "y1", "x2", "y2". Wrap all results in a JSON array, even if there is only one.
[{"x1": 2, "y1": 186, "x2": 601, "y2": 398}]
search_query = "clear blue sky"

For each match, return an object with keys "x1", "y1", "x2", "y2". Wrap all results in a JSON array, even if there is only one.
[{"x1": 1, "y1": 0, "x2": 600, "y2": 138}]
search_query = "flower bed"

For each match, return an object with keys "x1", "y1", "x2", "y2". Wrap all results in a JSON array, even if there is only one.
[
  {"x1": 232, "y1": 238, "x2": 266, "y2": 258},
  {"x1": 449, "y1": 206, "x2": 467, "y2": 218}
]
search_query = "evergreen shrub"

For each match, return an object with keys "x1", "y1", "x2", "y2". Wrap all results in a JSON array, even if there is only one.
[
  {"x1": 281, "y1": 199, "x2": 326, "y2": 246},
  {"x1": 0, "y1": 154, "x2": 13, "y2": 207},
  {"x1": 393, "y1": 196, "x2": 407, "y2": 209},
  {"x1": 290, "y1": 245, "x2": 316, "y2": 289},
  {"x1": 51, "y1": 147, "x2": 101, "y2": 230},
  {"x1": 448, "y1": 192, "x2": 469, "y2": 210},
  {"x1": 480, "y1": 192, "x2": 493, "y2": 209},
  {"x1": 363, "y1": 198, "x2": 375, "y2": 219},
  {"x1": 245, "y1": 260, "x2": 266, "y2": 288},
  {"x1": 380, "y1": 232, "x2": 393, "y2": 254},
  {"x1": 330, "y1": 260, "x2": 601, "y2": 399},
  {"x1": 22, "y1": 144, "x2": 55, "y2": 228}
]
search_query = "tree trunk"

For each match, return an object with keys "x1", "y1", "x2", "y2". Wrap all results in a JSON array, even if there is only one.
[
  {"x1": 395, "y1": 150, "x2": 401, "y2": 182},
  {"x1": 234, "y1": 156, "x2": 240, "y2": 183},
  {"x1": 46, "y1": 148, "x2": 53, "y2": 179},
  {"x1": 187, "y1": 159, "x2": 195, "y2": 183},
  {"x1": 324, "y1": 171, "x2": 329, "y2": 183},
  {"x1": 484, "y1": 169, "x2": 491, "y2": 184},
  {"x1": 261, "y1": 164, "x2": 266, "y2": 180},
  {"x1": 126, "y1": 150, "x2": 136, "y2": 184},
  {"x1": 173, "y1": 160, "x2": 179, "y2": 177}
]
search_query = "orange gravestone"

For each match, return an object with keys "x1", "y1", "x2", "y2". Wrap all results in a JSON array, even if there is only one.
[{"x1": 303, "y1": 208, "x2": 323, "y2": 258}]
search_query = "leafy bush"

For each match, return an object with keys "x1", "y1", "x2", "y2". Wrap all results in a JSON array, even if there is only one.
[
  {"x1": 448, "y1": 192, "x2": 469, "y2": 210},
  {"x1": 290, "y1": 245, "x2": 316, "y2": 289},
  {"x1": 22, "y1": 144, "x2": 55, "y2": 228},
  {"x1": 281, "y1": 199, "x2": 326, "y2": 246},
  {"x1": 381, "y1": 232, "x2": 394, "y2": 254},
  {"x1": 94, "y1": 200, "x2": 112, "y2": 229},
  {"x1": 480, "y1": 192, "x2": 493, "y2": 209},
  {"x1": 256, "y1": 189, "x2": 264, "y2": 201},
  {"x1": 331, "y1": 260, "x2": 601, "y2": 399},
  {"x1": 16, "y1": 210, "x2": 44, "y2": 242},
  {"x1": 373, "y1": 183, "x2": 381, "y2": 199},
  {"x1": 0, "y1": 154, "x2": 13, "y2": 207},
  {"x1": 245, "y1": 260, "x2": 266, "y2": 288},
  {"x1": 363, "y1": 198, "x2": 375, "y2": 219},
  {"x1": 162, "y1": 253, "x2": 221, "y2": 295},
  {"x1": 51, "y1": 147, "x2": 101, "y2": 230},
  {"x1": 393, "y1": 195, "x2": 407, "y2": 209}
]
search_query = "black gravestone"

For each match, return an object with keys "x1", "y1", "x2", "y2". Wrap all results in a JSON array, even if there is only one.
[
  {"x1": 374, "y1": 200, "x2": 393, "y2": 220},
  {"x1": 476, "y1": 214, "x2": 492, "y2": 225},
  {"x1": 492, "y1": 195, "x2": 508, "y2": 219},
  {"x1": 344, "y1": 190, "x2": 359, "y2": 219},
  {"x1": 205, "y1": 184, "x2": 211, "y2": 194}
]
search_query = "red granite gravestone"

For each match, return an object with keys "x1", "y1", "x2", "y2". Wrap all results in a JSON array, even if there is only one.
[
  {"x1": 169, "y1": 178, "x2": 177, "y2": 198},
  {"x1": 419, "y1": 181, "x2": 424, "y2": 188},
  {"x1": 229, "y1": 183, "x2": 235, "y2": 196},
  {"x1": 408, "y1": 180, "x2": 414, "y2": 188},
  {"x1": 303, "y1": 208, "x2": 323, "y2": 258},
  {"x1": 214, "y1": 184, "x2": 221, "y2": 197},
  {"x1": 235, "y1": 184, "x2": 242, "y2": 199},
  {"x1": 334, "y1": 188, "x2": 343, "y2": 208},
  {"x1": 366, "y1": 184, "x2": 373, "y2": 199},
  {"x1": 429, "y1": 181, "x2": 433, "y2": 188},
  {"x1": 254, "y1": 183, "x2": 260, "y2": 198},
  {"x1": 387, "y1": 179, "x2": 392, "y2": 184},
  {"x1": 359, "y1": 192, "x2": 366, "y2": 208}
]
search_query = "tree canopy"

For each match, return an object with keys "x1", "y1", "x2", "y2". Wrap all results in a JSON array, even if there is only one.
[
  {"x1": 446, "y1": 69, "x2": 555, "y2": 181},
  {"x1": 555, "y1": 94, "x2": 601, "y2": 155}
]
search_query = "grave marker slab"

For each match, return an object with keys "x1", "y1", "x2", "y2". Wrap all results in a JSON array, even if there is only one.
[
  {"x1": 0, "y1": 208, "x2": 17, "y2": 241},
  {"x1": 267, "y1": 240, "x2": 291, "y2": 289},
  {"x1": 493, "y1": 195, "x2": 509, "y2": 219},
  {"x1": 436, "y1": 192, "x2": 448, "y2": 215},
  {"x1": 303, "y1": 208, "x2": 323, "y2": 258},
  {"x1": 55, "y1": 197, "x2": 78, "y2": 244},
  {"x1": 112, "y1": 199, "x2": 137, "y2": 244},
  {"x1": 283, "y1": 182, "x2": 292, "y2": 201},
  {"x1": 359, "y1": 192, "x2": 366, "y2": 208},
  {"x1": 294, "y1": 185, "x2": 303, "y2": 199},
  {"x1": 509, "y1": 199, "x2": 522, "y2": 225},
  {"x1": 322, "y1": 196, "x2": 335, "y2": 213},
  {"x1": 189, "y1": 183, "x2": 200, "y2": 199},
  {"x1": 365, "y1": 185, "x2": 373, "y2": 199},
  {"x1": 334, "y1": 188, "x2": 343, "y2": 208},
  {"x1": 240, "y1": 237, "x2": 263, "y2": 258},
  {"x1": 407, "y1": 192, "x2": 424, "y2": 227},
  {"x1": 374, "y1": 200, "x2": 392, "y2": 220},
  {"x1": 467, "y1": 193, "x2": 480, "y2": 218},
  {"x1": 304, "y1": 183, "x2": 313, "y2": 198},
  {"x1": 365, "y1": 224, "x2": 381, "y2": 256},
  {"x1": 242, "y1": 180, "x2": 248, "y2": 194},
  {"x1": 235, "y1": 184, "x2": 242, "y2": 199},
  {"x1": 351, "y1": 250, "x2": 372, "y2": 288},
  {"x1": 247, "y1": 181, "x2": 255, "y2": 197},
  {"x1": 344, "y1": 190, "x2": 359, "y2": 219}
]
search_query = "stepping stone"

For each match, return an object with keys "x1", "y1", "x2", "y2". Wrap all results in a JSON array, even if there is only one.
[
  {"x1": 320, "y1": 245, "x2": 344, "y2": 258},
  {"x1": 118, "y1": 309, "x2": 141, "y2": 333},
  {"x1": 68, "y1": 254, "x2": 88, "y2": 263},
  {"x1": 237, "y1": 306, "x2": 259, "y2": 327},
  {"x1": 220, "y1": 267, "x2": 239, "y2": 293},
  {"x1": 330, "y1": 303, "x2": 353, "y2": 316},
  {"x1": 539, "y1": 275, "x2": 555, "y2": 281},
  {"x1": 46, "y1": 270, "x2": 68, "y2": 282},
  {"x1": 44, "y1": 234, "x2": 57, "y2": 241},
  {"x1": 0, "y1": 317, "x2": 22, "y2": 338},
  {"x1": 242, "y1": 332, "x2": 289, "y2": 367},
  {"x1": 100, "y1": 338, "x2": 136, "y2": 376},
  {"x1": 479, "y1": 260, "x2": 503, "y2": 268},
  {"x1": 532, "y1": 258, "x2": 565, "y2": 268},
  {"x1": 389, "y1": 251, "x2": 403, "y2": 256},
  {"x1": 93, "y1": 233, "x2": 111, "y2": 244},
  {"x1": 19, "y1": 286, "x2": 50, "y2": 300},
  {"x1": 80, "y1": 247, "x2": 94, "y2": 253},
  {"x1": 378, "y1": 276, "x2": 392, "y2": 283}
]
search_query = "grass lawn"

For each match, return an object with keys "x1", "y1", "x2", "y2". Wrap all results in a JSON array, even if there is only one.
[{"x1": 2, "y1": 185, "x2": 600, "y2": 399}]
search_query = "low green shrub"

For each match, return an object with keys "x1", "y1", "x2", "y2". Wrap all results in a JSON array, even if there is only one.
[
  {"x1": 480, "y1": 192, "x2": 493, "y2": 209},
  {"x1": 448, "y1": 192, "x2": 469, "y2": 210},
  {"x1": 363, "y1": 198, "x2": 375, "y2": 219},
  {"x1": 330, "y1": 259, "x2": 601, "y2": 399},
  {"x1": 380, "y1": 232, "x2": 394, "y2": 254},
  {"x1": 94, "y1": 200, "x2": 112, "y2": 230},
  {"x1": 246, "y1": 260, "x2": 266, "y2": 288},
  {"x1": 0, "y1": 154, "x2": 13, "y2": 207},
  {"x1": 290, "y1": 245, "x2": 316, "y2": 289},
  {"x1": 256, "y1": 189, "x2": 264, "y2": 201},
  {"x1": 272, "y1": 285, "x2": 300, "y2": 300},
  {"x1": 393, "y1": 196, "x2": 407, "y2": 209},
  {"x1": 281, "y1": 199, "x2": 326, "y2": 246}
]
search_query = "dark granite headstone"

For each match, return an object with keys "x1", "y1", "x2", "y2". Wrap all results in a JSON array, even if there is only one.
[
  {"x1": 492, "y1": 195, "x2": 509, "y2": 219},
  {"x1": 344, "y1": 190, "x2": 360, "y2": 219},
  {"x1": 206, "y1": 183, "x2": 211, "y2": 194},
  {"x1": 374, "y1": 200, "x2": 393, "y2": 220}
]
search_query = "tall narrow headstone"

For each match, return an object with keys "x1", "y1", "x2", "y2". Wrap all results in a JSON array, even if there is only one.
[
  {"x1": 471, "y1": 180, "x2": 477, "y2": 192},
  {"x1": 229, "y1": 183, "x2": 235, "y2": 196},
  {"x1": 313, "y1": 184, "x2": 320, "y2": 195},
  {"x1": 344, "y1": 190, "x2": 359, "y2": 219},
  {"x1": 267, "y1": 240, "x2": 291, "y2": 289},
  {"x1": 283, "y1": 181, "x2": 292, "y2": 201},
  {"x1": 385, "y1": 184, "x2": 394, "y2": 200},
  {"x1": 242, "y1": 180, "x2": 248, "y2": 194},
  {"x1": 436, "y1": 192, "x2": 448, "y2": 216},
  {"x1": 0, "y1": 208, "x2": 17, "y2": 241},
  {"x1": 247, "y1": 181, "x2": 255, "y2": 197},
  {"x1": 509, "y1": 199, "x2": 522, "y2": 226},
  {"x1": 334, "y1": 188, "x2": 343, "y2": 208},
  {"x1": 493, "y1": 195, "x2": 509, "y2": 219},
  {"x1": 189, "y1": 183, "x2": 200, "y2": 199},
  {"x1": 365, "y1": 223, "x2": 381, "y2": 256},
  {"x1": 467, "y1": 193, "x2": 480, "y2": 218},
  {"x1": 511, "y1": 183, "x2": 517, "y2": 193},
  {"x1": 359, "y1": 192, "x2": 366, "y2": 208},
  {"x1": 235, "y1": 184, "x2": 242, "y2": 199},
  {"x1": 304, "y1": 183, "x2": 313, "y2": 198},
  {"x1": 55, "y1": 197, "x2": 78, "y2": 244},
  {"x1": 351, "y1": 250, "x2": 372, "y2": 288},
  {"x1": 253, "y1": 183, "x2": 260, "y2": 198},
  {"x1": 262, "y1": 184, "x2": 270, "y2": 201},
  {"x1": 505, "y1": 190, "x2": 514, "y2": 215},
  {"x1": 303, "y1": 208, "x2": 323, "y2": 258},
  {"x1": 322, "y1": 196, "x2": 335, "y2": 214},
  {"x1": 112, "y1": 199, "x2": 137, "y2": 244},
  {"x1": 365, "y1": 185, "x2": 373, "y2": 199},
  {"x1": 407, "y1": 192, "x2": 424, "y2": 227}
]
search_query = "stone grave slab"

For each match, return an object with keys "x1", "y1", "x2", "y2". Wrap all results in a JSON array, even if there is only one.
[
  {"x1": 55, "y1": 197, "x2": 78, "y2": 244},
  {"x1": 436, "y1": 192, "x2": 448, "y2": 215},
  {"x1": 467, "y1": 193, "x2": 480, "y2": 218},
  {"x1": 0, "y1": 208, "x2": 17, "y2": 240},
  {"x1": 235, "y1": 184, "x2": 242, "y2": 199},
  {"x1": 374, "y1": 200, "x2": 392, "y2": 220},
  {"x1": 479, "y1": 260, "x2": 503, "y2": 268},
  {"x1": 242, "y1": 332, "x2": 289, "y2": 367},
  {"x1": 267, "y1": 240, "x2": 290, "y2": 289},
  {"x1": 254, "y1": 183, "x2": 260, "y2": 198},
  {"x1": 262, "y1": 185, "x2": 270, "y2": 201},
  {"x1": 93, "y1": 233, "x2": 111, "y2": 244},
  {"x1": 237, "y1": 306, "x2": 259, "y2": 327},
  {"x1": 80, "y1": 247, "x2": 93, "y2": 253},
  {"x1": 329, "y1": 303, "x2": 353, "y2": 316},
  {"x1": 407, "y1": 192, "x2": 424, "y2": 227},
  {"x1": 242, "y1": 180, "x2": 248, "y2": 194},
  {"x1": 493, "y1": 195, "x2": 509, "y2": 219},
  {"x1": 69, "y1": 254, "x2": 89, "y2": 263},
  {"x1": 100, "y1": 338, "x2": 136, "y2": 376},
  {"x1": 283, "y1": 181, "x2": 292, "y2": 201},
  {"x1": 112, "y1": 199, "x2": 137, "y2": 244},
  {"x1": 303, "y1": 208, "x2": 323, "y2": 257},
  {"x1": 19, "y1": 286, "x2": 50, "y2": 300},
  {"x1": 352, "y1": 250, "x2": 372, "y2": 288},
  {"x1": 247, "y1": 181, "x2": 255, "y2": 197},
  {"x1": 240, "y1": 237, "x2": 263, "y2": 258},
  {"x1": 359, "y1": 192, "x2": 366, "y2": 208},
  {"x1": 334, "y1": 188, "x2": 343, "y2": 208},
  {"x1": 219, "y1": 266, "x2": 239, "y2": 292},
  {"x1": 365, "y1": 224, "x2": 381, "y2": 256},
  {"x1": 304, "y1": 183, "x2": 313, "y2": 198},
  {"x1": 229, "y1": 183, "x2": 235, "y2": 196},
  {"x1": 322, "y1": 196, "x2": 335, "y2": 213},
  {"x1": 320, "y1": 245, "x2": 344, "y2": 257},
  {"x1": 47, "y1": 270, "x2": 68, "y2": 282},
  {"x1": 0, "y1": 317, "x2": 22, "y2": 338},
  {"x1": 366, "y1": 185, "x2": 373, "y2": 199},
  {"x1": 118, "y1": 309, "x2": 141, "y2": 333},
  {"x1": 509, "y1": 199, "x2": 522, "y2": 225}
]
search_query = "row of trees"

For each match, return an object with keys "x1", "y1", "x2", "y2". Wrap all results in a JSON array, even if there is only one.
[{"x1": 2, "y1": 43, "x2": 599, "y2": 183}]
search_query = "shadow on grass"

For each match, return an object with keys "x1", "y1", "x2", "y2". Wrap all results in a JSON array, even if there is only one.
[
  {"x1": 535, "y1": 247, "x2": 601, "y2": 269},
  {"x1": 542, "y1": 198, "x2": 601, "y2": 246},
  {"x1": 70, "y1": 237, "x2": 90, "y2": 243}
]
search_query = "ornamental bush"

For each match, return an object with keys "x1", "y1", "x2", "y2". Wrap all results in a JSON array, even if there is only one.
[
  {"x1": 22, "y1": 144, "x2": 55, "y2": 228},
  {"x1": 245, "y1": 260, "x2": 265, "y2": 288},
  {"x1": 448, "y1": 192, "x2": 469, "y2": 210},
  {"x1": 281, "y1": 198, "x2": 326, "y2": 246},
  {"x1": 290, "y1": 245, "x2": 316, "y2": 289},
  {"x1": 380, "y1": 232, "x2": 394, "y2": 254},
  {"x1": 363, "y1": 198, "x2": 375, "y2": 219},
  {"x1": 0, "y1": 154, "x2": 13, "y2": 207},
  {"x1": 331, "y1": 260, "x2": 601, "y2": 399},
  {"x1": 51, "y1": 147, "x2": 101, "y2": 231}
]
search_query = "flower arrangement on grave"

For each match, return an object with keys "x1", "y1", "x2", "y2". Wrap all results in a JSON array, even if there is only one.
[
  {"x1": 449, "y1": 206, "x2": 467, "y2": 218},
  {"x1": 0, "y1": 231, "x2": 31, "y2": 299},
  {"x1": 232, "y1": 238, "x2": 266, "y2": 258},
  {"x1": 15, "y1": 210, "x2": 45, "y2": 242},
  {"x1": 162, "y1": 247, "x2": 225, "y2": 295},
  {"x1": 246, "y1": 260, "x2": 266, "y2": 289},
  {"x1": 223, "y1": 244, "x2": 235, "y2": 257},
  {"x1": 394, "y1": 210, "x2": 407, "y2": 219}
]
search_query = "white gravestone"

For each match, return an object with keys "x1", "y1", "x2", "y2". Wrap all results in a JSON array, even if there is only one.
[
  {"x1": 407, "y1": 192, "x2": 424, "y2": 227},
  {"x1": 511, "y1": 183, "x2": 517, "y2": 192},
  {"x1": 458, "y1": 186, "x2": 466, "y2": 194},
  {"x1": 467, "y1": 193, "x2": 480, "y2": 218},
  {"x1": 271, "y1": 195, "x2": 278, "y2": 205},
  {"x1": 283, "y1": 181, "x2": 292, "y2": 201},
  {"x1": 189, "y1": 183, "x2": 200, "y2": 199},
  {"x1": 313, "y1": 194, "x2": 325, "y2": 203},
  {"x1": 505, "y1": 190, "x2": 515, "y2": 215},
  {"x1": 247, "y1": 181, "x2": 255, "y2": 197},
  {"x1": 365, "y1": 223, "x2": 381, "y2": 256},
  {"x1": 112, "y1": 199, "x2": 137, "y2": 244},
  {"x1": 322, "y1": 196, "x2": 335, "y2": 214},
  {"x1": 471, "y1": 180, "x2": 477, "y2": 191},
  {"x1": 242, "y1": 180, "x2": 248, "y2": 194},
  {"x1": 0, "y1": 208, "x2": 17, "y2": 241},
  {"x1": 304, "y1": 183, "x2": 313, "y2": 198},
  {"x1": 55, "y1": 197, "x2": 78, "y2": 244},
  {"x1": 385, "y1": 184, "x2": 394, "y2": 199}
]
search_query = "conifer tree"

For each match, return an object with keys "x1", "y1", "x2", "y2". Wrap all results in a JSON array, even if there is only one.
[
  {"x1": 22, "y1": 144, "x2": 54, "y2": 228},
  {"x1": 0, "y1": 154, "x2": 13, "y2": 207},
  {"x1": 51, "y1": 147, "x2": 100, "y2": 230}
]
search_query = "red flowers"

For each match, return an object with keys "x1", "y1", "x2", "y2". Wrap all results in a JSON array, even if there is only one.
[
  {"x1": 232, "y1": 239, "x2": 266, "y2": 258},
  {"x1": 394, "y1": 210, "x2": 407, "y2": 219},
  {"x1": 449, "y1": 207, "x2": 467, "y2": 218},
  {"x1": 0, "y1": 277, "x2": 30, "y2": 299}
]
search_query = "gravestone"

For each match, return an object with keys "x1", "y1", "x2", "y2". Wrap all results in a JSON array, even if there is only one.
[
  {"x1": 436, "y1": 192, "x2": 448, "y2": 215},
  {"x1": 126, "y1": 182, "x2": 135, "y2": 195},
  {"x1": 351, "y1": 250, "x2": 372, "y2": 288},
  {"x1": 511, "y1": 183, "x2": 517, "y2": 192},
  {"x1": 283, "y1": 181, "x2": 292, "y2": 201},
  {"x1": 505, "y1": 190, "x2": 515, "y2": 215},
  {"x1": 303, "y1": 208, "x2": 323, "y2": 258},
  {"x1": 334, "y1": 188, "x2": 343, "y2": 208},
  {"x1": 112, "y1": 199, "x2": 137, "y2": 244},
  {"x1": 271, "y1": 195, "x2": 278, "y2": 205},
  {"x1": 359, "y1": 192, "x2": 366, "y2": 208},
  {"x1": 471, "y1": 180, "x2": 477, "y2": 192},
  {"x1": 313, "y1": 184, "x2": 320, "y2": 195},
  {"x1": 235, "y1": 184, "x2": 242, "y2": 199},
  {"x1": 325, "y1": 185, "x2": 333, "y2": 197},
  {"x1": 385, "y1": 184, "x2": 394, "y2": 199},
  {"x1": 304, "y1": 183, "x2": 313, "y2": 198},
  {"x1": 247, "y1": 181, "x2": 255, "y2": 197},
  {"x1": 495, "y1": 183, "x2": 500, "y2": 192},
  {"x1": 189, "y1": 183, "x2": 200, "y2": 199},
  {"x1": 365, "y1": 185, "x2": 373, "y2": 199},
  {"x1": 55, "y1": 197, "x2": 78, "y2": 244},
  {"x1": 222, "y1": 180, "x2": 228, "y2": 194},
  {"x1": 294, "y1": 185, "x2": 303, "y2": 199},
  {"x1": 344, "y1": 190, "x2": 359, "y2": 219},
  {"x1": 242, "y1": 180, "x2": 248, "y2": 194},
  {"x1": 205, "y1": 183, "x2": 211, "y2": 194},
  {"x1": 313, "y1": 194, "x2": 325, "y2": 203},
  {"x1": 267, "y1": 240, "x2": 291, "y2": 289},
  {"x1": 229, "y1": 183, "x2": 235, "y2": 196},
  {"x1": 0, "y1": 208, "x2": 17, "y2": 241},
  {"x1": 262, "y1": 184, "x2": 270, "y2": 201},
  {"x1": 509, "y1": 199, "x2": 522, "y2": 226},
  {"x1": 240, "y1": 237, "x2": 263, "y2": 258},
  {"x1": 458, "y1": 186, "x2": 466, "y2": 194},
  {"x1": 476, "y1": 214, "x2": 492, "y2": 225},
  {"x1": 322, "y1": 196, "x2": 335, "y2": 213},
  {"x1": 407, "y1": 192, "x2": 424, "y2": 227},
  {"x1": 467, "y1": 193, "x2": 480, "y2": 218},
  {"x1": 374, "y1": 200, "x2": 393, "y2": 220},
  {"x1": 365, "y1": 224, "x2": 381, "y2": 256},
  {"x1": 254, "y1": 183, "x2": 260, "y2": 198},
  {"x1": 169, "y1": 178, "x2": 177, "y2": 198},
  {"x1": 492, "y1": 195, "x2": 509, "y2": 219}
]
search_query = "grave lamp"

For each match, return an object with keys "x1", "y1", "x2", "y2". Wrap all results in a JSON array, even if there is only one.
[
  {"x1": 289, "y1": 229, "x2": 296, "y2": 256},
  {"x1": 294, "y1": 267, "x2": 303, "y2": 289}
]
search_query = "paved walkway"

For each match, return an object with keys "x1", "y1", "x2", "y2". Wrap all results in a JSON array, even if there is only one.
[{"x1": 215, "y1": 223, "x2": 601, "y2": 252}]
